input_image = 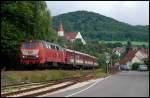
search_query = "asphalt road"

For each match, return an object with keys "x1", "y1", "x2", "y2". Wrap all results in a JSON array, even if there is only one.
[{"x1": 44, "y1": 71, "x2": 149, "y2": 97}]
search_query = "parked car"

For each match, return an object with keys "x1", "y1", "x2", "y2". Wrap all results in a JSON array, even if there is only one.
[
  {"x1": 138, "y1": 65, "x2": 148, "y2": 71},
  {"x1": 120, "y1": 64, "x2": 130, "y2": 71}
]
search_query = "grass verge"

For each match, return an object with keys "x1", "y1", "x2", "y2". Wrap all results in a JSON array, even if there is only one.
[{"x1": 2, "y1": 69, "x2": 110, "y2": 85}]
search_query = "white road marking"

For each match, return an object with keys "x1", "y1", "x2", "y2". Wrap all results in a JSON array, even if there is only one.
[{"x1": 65, "y1": 75, "x2": 111, "y2": 97}]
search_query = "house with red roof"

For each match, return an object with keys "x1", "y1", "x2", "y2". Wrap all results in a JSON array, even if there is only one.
[
  {"x1": 58, "y1": 23, "x2": 86, "y2": 44},
  {"x1": 119, "y1": 48, "x2": 149, "y2": 69}
]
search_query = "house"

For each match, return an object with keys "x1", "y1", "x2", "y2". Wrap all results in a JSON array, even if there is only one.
[
  {"x1": 57, "y1": 23, "x2": 86, "y2": 44},
  {"x1": 119, "y1": 49, "x2": 139, "y2": 69},
  {"x1": 64, "y1": 32, "x2": 86, "y2": 44},
  {"x1": 119, "y1": 48, "x2": 149, "y2": 69},
  {"x1": 134, "y1": 48, "x2": 149, "y2": 60}
]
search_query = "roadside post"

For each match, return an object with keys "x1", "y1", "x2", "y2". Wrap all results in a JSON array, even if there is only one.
[
  {"x1": 106, "y1": 60, "x2": 110, "y2": 74},
  {"x1": 105, "y1": 52, "x2": 110, "y2": 74}
]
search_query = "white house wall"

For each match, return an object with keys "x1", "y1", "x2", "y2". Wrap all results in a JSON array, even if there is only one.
[
  {"x1": 131, "y1": 56, "x2": 144, "y2": 65},
  {"x1": 58, "y1": 31, "x2": 64, "y2": 36},
  {"x1": 75, "y1": 32, "x2": 82, "y2": 39},
  {"x1": 75, "y1": 32, "x2": 86, "y2": 44}
]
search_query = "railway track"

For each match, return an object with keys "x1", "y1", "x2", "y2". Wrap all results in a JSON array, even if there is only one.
[{"x1": 1, "y1": 75, "x2": 93, "y2": 97}]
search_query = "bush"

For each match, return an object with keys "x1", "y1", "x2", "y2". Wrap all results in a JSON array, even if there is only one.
[
  {"x1": 132, "y1": 63, "x2": 142, "y2": 70},
  {"x1": 100, "y1": 64, "x2": 107, "y2": 72}
]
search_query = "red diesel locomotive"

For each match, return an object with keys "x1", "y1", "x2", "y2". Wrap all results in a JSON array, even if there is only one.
[{"x1": 20, "y1": 40, "x2": 98, "y2": 69}]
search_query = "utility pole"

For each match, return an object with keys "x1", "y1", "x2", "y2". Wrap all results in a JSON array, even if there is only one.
[
  {"x1": 105, "y1": 52, "x2": 110, "y2": 73},
  {"x1": 73, "y1": 40, "x2": 76, "y2": 69},
  {"x1": 110, "y1": 31, "x2": 113, "y2": 67}
]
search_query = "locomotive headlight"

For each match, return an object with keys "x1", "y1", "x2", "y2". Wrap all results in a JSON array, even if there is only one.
[
  {"x1": 36, "y1": 55, "x2": 39, "y2": 58},
  {"x1": 22, "y1": 56, "x2": 25, "y2": 58}
]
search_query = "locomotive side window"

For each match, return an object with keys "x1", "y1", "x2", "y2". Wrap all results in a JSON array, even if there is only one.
[
  {"x1": 56, "y1": 46, "x2": 59, "y2": 50},
  {"x1": 76, "y1": 55, "x2": 80, "y2": 59},
  {"x1": 42, "y1": 41, "x2": 47, "y2": 48},
  {"x1": 51, "y1": 45, "x2": 55, "y2": 49},
  {"x1": 45, "y1": 43, "x2": 50, "y2": 49},
  {"x1": 49, "y1": 45, "x2": 51, "y2": 49},
  {"x1": 46, "y1": 42, "x2": 51, "y2": 49},
  {"x1": 45, "y1": 44, "x2": 48, "y2": 48}
]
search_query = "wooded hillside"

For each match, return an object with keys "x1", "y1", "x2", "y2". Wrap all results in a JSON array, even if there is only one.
[{"x1": 52, "y1": 11, "x2": 149, "y2": 42}]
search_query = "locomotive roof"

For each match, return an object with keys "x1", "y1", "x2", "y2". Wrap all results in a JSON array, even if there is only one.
[
  {"x1": 25, "y1": 40, "x2": 61, "y2": 47},
  {"x1": 66, "y1": 49, "x2": 97, "y2": 59},
  {"x1": 24, "y1": 40, "x2": 95, "y2": 58}
]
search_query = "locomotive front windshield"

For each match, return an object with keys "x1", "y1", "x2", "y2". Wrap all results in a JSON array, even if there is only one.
[{"x1": 22, "y1": 41, "x2": 38, "y2": 48}]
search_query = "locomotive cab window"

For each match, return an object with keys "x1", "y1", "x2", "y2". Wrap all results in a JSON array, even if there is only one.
[
  {"x1": 22, "y1": 42, "x2": 29, "y2": 48},
  {"x1": 22, "y1": 41, "x2": 37, "y2": 48},
  {"x1": 31, "y1": 41, "x2": 37, "y2": 48}
]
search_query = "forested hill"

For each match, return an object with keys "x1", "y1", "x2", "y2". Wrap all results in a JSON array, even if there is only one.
[{"x1": 52, "y1": 11, "x2": 149, "y2": 42}]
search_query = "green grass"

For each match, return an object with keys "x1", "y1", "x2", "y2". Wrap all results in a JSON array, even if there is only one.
[
  {"x1": 99, "y1": 40, "x2": 149, "y2": 46},
  {"x1": 3, "y1": 69, "x2": 109, "y2": 84}
]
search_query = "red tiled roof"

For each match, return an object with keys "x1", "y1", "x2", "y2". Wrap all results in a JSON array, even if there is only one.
[
  {"x1": 143, "y1": 48, "x2": 149, "y2": 56},
  {"x1": 64, "y1": 32, "x2": 77, "y2": 40},
  {"x1": 119, "y1": 49, "x2": 139, "y2": 64},
  {"x1": 113, "y1": 47, "x2": 125, "y2": 53},
  {"x1": 58, "y1": 23, "x2": 64, "y2": 32},
  {"x1": 140, "y1": 48, "x2": 149, "y2": 58}
]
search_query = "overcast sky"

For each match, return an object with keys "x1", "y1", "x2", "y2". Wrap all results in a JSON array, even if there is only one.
[{"x1": 46, "y1": 1, "x2": 149, "y2": 26}]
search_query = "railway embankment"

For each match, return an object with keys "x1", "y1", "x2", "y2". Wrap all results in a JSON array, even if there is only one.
[
  {"x1": 1, "y1": 68, "x2": 114, "y2": 97},
  {"x1": 1, "y1": 69, "x2": 110, "y2": 93}
]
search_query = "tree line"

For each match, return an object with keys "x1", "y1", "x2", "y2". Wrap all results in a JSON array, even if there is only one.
[{"x1": 1, "y1": 1, "x2": 57, "y2": 68}]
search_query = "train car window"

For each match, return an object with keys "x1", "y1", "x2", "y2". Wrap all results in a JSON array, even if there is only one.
[{"x1": 76, "y1": 55, "x2": 80, "y2": 59}]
